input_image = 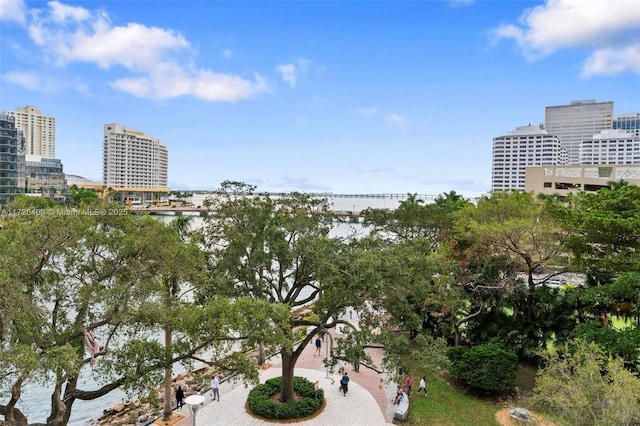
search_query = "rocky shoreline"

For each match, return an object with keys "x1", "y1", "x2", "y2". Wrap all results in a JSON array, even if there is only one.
[
  {"x1": 96, "y1": 307, "x2": 312, "y2": 425},
  {"x1": 96, "y1": 366, "x2": 214, "y2": 426}
]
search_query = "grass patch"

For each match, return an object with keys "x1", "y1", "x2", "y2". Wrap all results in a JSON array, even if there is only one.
[
  {"x1": 611, "y1": 316, "x2": 634, "y2": 330},
  {"x1": 406, "y1": 365, "x2": 540, "y2": 426},
  {"x1": 406, "y1": 377, "x2": 502, "y2": 426}
]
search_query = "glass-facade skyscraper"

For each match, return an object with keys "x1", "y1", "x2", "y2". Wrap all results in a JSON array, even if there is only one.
[
  {"x1": 613, "y1": 113, "x2": 640, "y2": 137},
  {"x1": 0, "y1": 114, "x2": 26, "y2": 206},
  {"x1": 545, "y1": 100, "x2": 613, "y2": 165}
]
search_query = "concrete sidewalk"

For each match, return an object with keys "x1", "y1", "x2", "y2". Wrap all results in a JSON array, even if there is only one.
[{"x1": 174, "y1": 324, "x2": 398, "y2": 426}]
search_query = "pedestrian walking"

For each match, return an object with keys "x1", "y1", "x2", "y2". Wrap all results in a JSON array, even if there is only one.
[
  {"x1": 175, "y1": 386, "x2": 185, "y2": 409},
  {"x1": 340, "y1": 372, "x2": 350, "y2": 396},
  {"x1": 417, "y1": 376, "x2": 427, "y2": 396},
  {"x1": 405, "y1": 373, "x2": 413, "y2": 396},
  {"x1": 210, "y1": 375, "x2": 220, "y2": 401},
  {"x1": 314, "y1": 335, "x2": 322, "y2": 357}
]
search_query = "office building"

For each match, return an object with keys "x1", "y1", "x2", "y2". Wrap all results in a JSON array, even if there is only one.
[
  {"x1": 103, "y1": 124, "x2": 169, "y2": 203},
  {"x1": 526, "y1": 164, "x2": 640, "y2": 195},
  {"x1": 0, "y1": 114, "x2": 26, "y2": 205},
  {"x1": 581, "y1": 130, "x2": 640, "y2": 165},
  {"x1": 1, "y1": 105, "x2": 56, "y2": 157},
  {"x1": 492, "y1": 125, "x2": 564, "y2": 191},
  {"x1": 545, "y1": 100, "x2": 613, "y2": 164},
  {"x1": 613, "y1": 113, "x2": 640, "y2": 138},
  {"x1": 24, "y1": 155, "x2": 69, "y2": 203}
]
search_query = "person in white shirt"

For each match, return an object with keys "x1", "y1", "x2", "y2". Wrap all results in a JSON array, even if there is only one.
[
  {"x1": 416, "y1": 376, "x2": 427, "y2": 396},
  {"x1": 210, "y1": 375, "x2": 220, "y2": 401}
]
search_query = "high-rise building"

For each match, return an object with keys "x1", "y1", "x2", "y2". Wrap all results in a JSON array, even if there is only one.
[
  {"x1": 545, "y1": 99, "x2": 613, "y2": 165},
  {"x1": 492, "y1": 125, "x2": 564, "y2": 191},
  {"x1": 1, "y1": 105, "x2": 56, "y2": 157},
  {"x1": 25, "y1": 155, "x2": 69, "y2": 203},
  {"x1": 0, "y1": 114, "x2": 26, "y2": 205},
  {"x1": 581, "y1": 129, "x2": 640, "y2": 165},
  {"x1": 613, "y1": 113, "x2": 640, "y2": 138},
  {"x1": 103, "y1": 124, "x2": 168, "y2": 190}
]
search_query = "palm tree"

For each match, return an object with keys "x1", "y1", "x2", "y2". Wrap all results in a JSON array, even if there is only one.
[
  {"x1": 404, "y1": 192, "x2": 424, "y2": 205},
  {"x1": 607, "y1": 179, "x2": 628, "y2": 190}
]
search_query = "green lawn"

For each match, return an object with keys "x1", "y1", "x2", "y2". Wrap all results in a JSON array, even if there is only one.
[
  {"x1": 404, "y1": 377, "x2": 502, "y2": 426},
  {"x1": 404, "y1": 365, "x2": 540, "y2": 426}
]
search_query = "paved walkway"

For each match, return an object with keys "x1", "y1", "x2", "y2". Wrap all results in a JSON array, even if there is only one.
[{"x1": 173, "y1": 318, "x2": 398, "y2": 426}]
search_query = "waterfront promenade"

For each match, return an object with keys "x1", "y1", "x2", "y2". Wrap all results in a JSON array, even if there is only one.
[{"x1": 171, "y1": 326, "x2": 398, "y2": 426}]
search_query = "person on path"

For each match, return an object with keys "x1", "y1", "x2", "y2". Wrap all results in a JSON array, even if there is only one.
[
  {"x1": 340, "y1": 372, "x2": 350, "y2": 396},
  {"x1": 176, "y1": 386, "x2": 185, "y2": 409},
  {"x1": 210, "y1": 375, "x2": 220, "y2": 401},
  {"x1": 405, "y1": 373, "x2": 413, "y2": 397},
  {"x1": 417, "y1": 376, "x2": 427, "y2": 396},
  {"x1": 315, "y1": 335, "x2": 322, "y2": 357}
]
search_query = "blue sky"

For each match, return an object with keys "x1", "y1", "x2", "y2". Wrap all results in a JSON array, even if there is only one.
[{"x1": 1, "y1": 0, "x2": 639, "y2": 197}]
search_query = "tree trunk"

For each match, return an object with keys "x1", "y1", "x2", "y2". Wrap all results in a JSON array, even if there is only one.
[
  {"x1": 454, "y1": 324, "x2": 461, "y2": 346},
  {"x1": 1, "y1": 408, "x2": 29, "y2": 426},
  {"x1": 279, "y1": 350, "x2": 297, "y2": 403},
  {"x1": 258, "y1": 342, "x2": 265, "y2": 366},
  {"x1": 47, "y1": 372, "x2": 69, "y2": 426},
  {"x1": 163, "y1": 325, "x2": 173, "y2": 420}
]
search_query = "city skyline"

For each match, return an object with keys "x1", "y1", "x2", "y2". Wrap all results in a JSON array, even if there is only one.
[{"x1": 1, "y1": 0, "x2": 639, "y2": 198}]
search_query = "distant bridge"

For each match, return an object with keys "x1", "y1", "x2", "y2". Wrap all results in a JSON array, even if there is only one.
[
  {"x1": 129, "y1": 205, "x2": 368, "y2": 222},
  {"x1": 129, "y1": 193, "x2": 441, "y2": 221}
]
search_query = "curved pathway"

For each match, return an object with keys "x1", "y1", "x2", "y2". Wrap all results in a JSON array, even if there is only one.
[{"x1": 174, "y1": 315, "x2": 398, "y2": 425}]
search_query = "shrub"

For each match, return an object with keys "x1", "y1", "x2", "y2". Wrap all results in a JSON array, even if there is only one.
[
  {"x1": 247, "y1": 376, "x2": 324, "y2": 420},
  {"x1": 447, "y1": 343, "x2": 518, "y2": 394},
  {"x1": 570, "y1": 321, "x2": 640, "y2": 372},
  {"x1": 531, "y1": 339, "x2": 640, "y2": 426}
]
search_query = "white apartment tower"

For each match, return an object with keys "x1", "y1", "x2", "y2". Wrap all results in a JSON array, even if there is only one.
[
  {"x1": 581, "y1": 129, "x2": 640, "y2": 165},
  {"x1": 492, "y1": 125, "x2": 563, "y2": 191},
  {"x1": 1, "y1": 105, "x2": 56, "y2": 157},
  {"x1": 103, "y1": 124, "x2": 168, "y2": 189},
  {"x1": 544, "y1": 99, "x2": 613, "y2": 165}
]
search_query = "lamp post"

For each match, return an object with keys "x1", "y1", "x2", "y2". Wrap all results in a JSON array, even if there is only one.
[{"x1": 184, "y1": 394, "x2": 205, "y2": 426}]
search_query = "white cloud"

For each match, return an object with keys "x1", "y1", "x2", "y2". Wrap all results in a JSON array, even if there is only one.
[
  {"x1": 276, "y1": 57, "x2": 311, "y2": 88},
  {"x1": 111, "y1": 66, "x2": 269, "y2": 102},
  {"x1": 276, "y1": 64, "x2": 298, "y2": 87},
  {"x1": 48, "y1": 1, "x2": 90, "y2": 23},
  {"x1": 0, "y1": 0, "x2": 26, "y2": 24},
  {"x1": 450, "y1": 0, "x2": 474, "y2": 7},
  {"x1": 74, "y1": 79, "x2": 89, "y2": 94},
  {"x1": 355, "y1": 106, "x2": 379, "y2": 117},
  {"x1": 492, "y1": 0, "x2": 640, "y2": 75},
  {"x1": 223, "y1": 48, "x2": 233, "y2": 58},
  {"x1": 385, "y1": 113, "x2": 411, "y2": 133},
  {"x1": 7, "y1": 1, "x2": 269, "y2": 101},
  {"x1": 1, "y1": 70, "x2": 40, "y2": 90},
  {"x1": 582, "y1": 43, "x2": 640, "y2": 77}
]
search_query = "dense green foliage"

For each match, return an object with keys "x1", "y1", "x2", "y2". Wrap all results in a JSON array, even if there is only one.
[
  {"x1": 247, "y1": 376, "x2": 324, "y2": 419},
  {"x1": 448, "y1": 344, "x2": 518, "y2": 394},
  {"x1": 570, "y1": 322, "x2": 640, "y2": 371},
  {"x1": 531, "y1": 339, "x2": 640, "y2": 426},
  {"x1": 0, "y1": 203, "x2": 288, "y2": 425},
  {"x1": 3, "y1": 182, "x2": 640, "y2": 425}
]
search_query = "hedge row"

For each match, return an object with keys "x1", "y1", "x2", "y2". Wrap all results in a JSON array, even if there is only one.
[{"x1": 247, "y1": 376, "x2": 324, "y2": 419}]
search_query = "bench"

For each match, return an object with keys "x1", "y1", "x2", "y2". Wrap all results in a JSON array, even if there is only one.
[{"x1": 393, "y1": 393, "x2": 409, "y2": 421}]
